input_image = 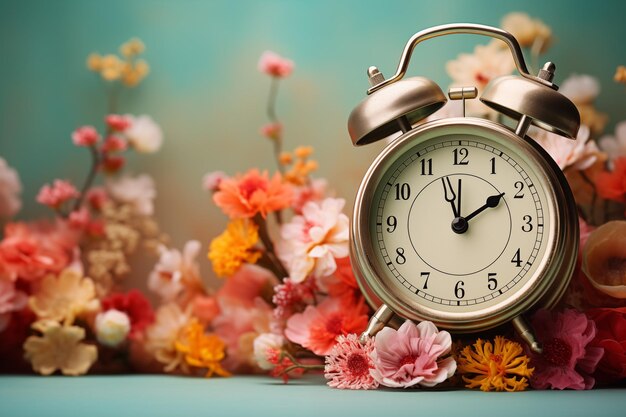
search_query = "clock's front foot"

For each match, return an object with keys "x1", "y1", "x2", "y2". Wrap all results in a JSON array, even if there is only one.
[
  {"x1": 359, "y1": 304, "x2": 395, "y2": 344},
  {"x1": 512, "y1": 315, "x2": 543, "y2": 354}
]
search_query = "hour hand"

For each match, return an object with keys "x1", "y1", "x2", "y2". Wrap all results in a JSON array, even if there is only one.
[
  {"x1": 441, "y1": 176, "x2": 459, "y2": 218},
  {"x1": 465, "y1": 192, "x2": 505, "y2": 222}
]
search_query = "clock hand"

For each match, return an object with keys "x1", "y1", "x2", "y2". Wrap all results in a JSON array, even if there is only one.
[
  {"x1": 441, "y1": 176, "x2": 459, "y2": 218},
  {"x1": 456, "y1": 178, "x2": 462, "y2": 217},
  {"x1": 464, "y1": 192, "x2": 505, "y2": 223}
]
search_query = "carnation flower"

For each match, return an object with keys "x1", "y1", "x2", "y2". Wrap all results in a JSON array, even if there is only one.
[
  {"x1": 202, "y1": 171, "x2": 228, "y2": 192},
  {"x1": 208, "y1": 219, "x2": 262, "y2": 277},
  {"x1": 285, "y1": 297, "x2": 368, "y2": 356},
  {"x1": 582, "y1": 221, "x2": 626, "y2": 297},
  {"x1": 144, "y1": 303, "x2": 193, "y2": 373},
  {"x1": 106, "y1": 174, "x2": 156, "y2": 216},
  {"x1": 36, "y1": 179, "x2": 79, "y2": 209},
  {"x1": 174, "y1": 319, "x2": 230, "y2": 378},
  {"x1": 213, "y1": 169, "x2": 293, "y2": 219},
  {"x1": 258, "y1": 51, "x2": 294, "y2": 78},
  {"x1": 23, "y1": 320, "x2": 97, "y2": 376},
  {"x1": 528, "y1": 309, "x2": 604, "y2": 390},
  {"x1": 124, "y1": 115, "x2": 163, "y2": 153},
  {"x1": 277, "y1": 198, "x2": 349, "y2": 283},
  {"x1": 95, "y1": 309, "x2": 131, "y2": 347},
  {"x1": 587, "y1": 307, "x2": 626, "y2": 384},
  {"x1": 531, "y1": 125, "x2": 603, "y2": 171},
  {"x1": 101, "y1": 289, "x2": 155, "y2": 339},
  {"x1": 105, "y1": 114, "x2": 132, "y2": 131},
  {"x1": 253, "y1": 332, "x2": 285, "y2": 370},
  {"x1": 72, "y1": 126, "x2": 100, "y2": 147},
  {"x1": 500, "y1": 12, "x2": 552, "y2": 52},
  {"x1": 325, "y1": 334, "x2": 378, "y2": 390},
  {"x1": 457, "y1": 336, "x2": 533, "y2": 391},
  {"x1": 0, "y1": 157, "x2": 22, "y2": 219},
  {"x1": 599, "y1": 121, "x2": 626, "y2": 167},
  {"x1": 29, "y1": 269, "x2": 99, "y2": 325},
  {"x1": 595, "y1": 158, "x2": 626, "y2": 204},
  {"x1": 149, "y1": 240, "x2": 203, "y2": 301},
  {"x1": 370, "y1": 320, "x2": 456, "y2": 388},
  {"x1": 0, "y1": 279, "x2": 28, "y2": 332}
]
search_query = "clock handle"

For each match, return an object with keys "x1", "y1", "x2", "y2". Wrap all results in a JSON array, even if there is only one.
[
  {"x1": 359, "y1": 304, "x2": 395, "y2": 343},
  {"x1": 367, "y1": 23, "x2": 547, "y2": 95},
  {"x1": 512, "y1": 315, "x2": 543, "y2": 354}
]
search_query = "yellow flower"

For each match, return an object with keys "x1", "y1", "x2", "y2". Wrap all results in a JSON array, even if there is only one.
[
  {"x1": 208, "y1": 219, "x2": 261, "y2": 277},
  {"x1": 283, "y1": 146, "x2": 318, "y2": 186},
  {"x1": 29, "y1": 269, "x2": 99, "y2": 325},
  {"x1": 100, "y1": 54, "x2": 124, "y2": 81},
  {"x1": 175, "y1": 319, "x2": 231, "y2": 378},
  {"x1": 614, "y1": 66, "x2": 626, "y2": 85},
  {"x1": 294, "y1": 146, "x2": 314, "y2": 159},
  {"x1": 23, "y1": 320, "x2": 97, "y2": 376},
  {"x1": 120, "y1": 38, "x2": 145, "y2": 57},
  {"x1": 456, "y1": 336, "x2": 533, "y2": 392},
  {"x1": 144, "y1": 303, "x2": 193, "y2": 373},
  {"x1": 86, "y1": 53, "x2": 103, "y2": 71},
  {"x1": 121, "y1": 60, "x2": 150, "y2": 87}
]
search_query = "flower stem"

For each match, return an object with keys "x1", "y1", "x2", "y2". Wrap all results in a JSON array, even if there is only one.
[
  {"x1": 266, "y1": 77, "x2": 284, "y2": 174},
  {"x1": 72, "y1": 145, "x2": 101, "y2": 212},
  {"x1": 254, "y1": 214, "x2": 289, "y2": 279}
]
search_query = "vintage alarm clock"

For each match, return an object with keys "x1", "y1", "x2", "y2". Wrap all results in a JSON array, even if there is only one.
[{"x1": 347, "y1": 23, "x2": 580, "y2": 353}]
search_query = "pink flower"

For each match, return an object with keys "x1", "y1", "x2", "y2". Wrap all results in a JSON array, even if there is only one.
[
  {"x1": 36, "y1": 180, "x2": 79, "y2": 208},
  {"x1": 272, "y1": 278, "x2": 316, "y2": 320},
  {"x1": 71, "y1": 126, "x2": 100, "y2": 147},
  {"x1": 277, "y1": 198, "x2": 349, "y2": 283},
  {"x1": 529, "y1": 309, "x2": 604, "y2": 390},
  {"x1": 68, "y1": 208, "x2": 90, "y2": 229},
  {"x1": 202, "y1": 171, "x2": 228, "y2": 192},
  {"x1": 86, "y1": 187, "x2": 108, "y2": 210},
  {"x1": 0, "y1": 279, "x2": 28, "y2": 332},
  {"x1": 325, "y1": 334, "x2": 378, "y2": 390},
  {"x1": 260, "y1": 122, "x2": 282, "y2": 141},
  {"x1": 258, "y1": 51, "x2": 294, "y2": 78},
  {"x1": 370, "y1": 320, "x2": 456, "y2": 388},
  {"x1": 285, "y1": 297, "x2": 368, "y2": 356},
  {"x1": 101, "y1": 136, "x2": 128, "y2": 153},
  {"x1": 105, "y1": 114, "x2": 131, "y2": 132}
]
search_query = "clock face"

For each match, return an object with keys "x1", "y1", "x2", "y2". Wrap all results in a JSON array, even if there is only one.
[{"x1": 363, "y1": 122, "x2": 558, "y2": 321}]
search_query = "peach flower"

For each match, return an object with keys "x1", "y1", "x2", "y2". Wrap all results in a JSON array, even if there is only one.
[
  {"x1": 277, "y1": 197, "x2": 349, "y2": 283},
  {"x1": 213, "y1": 169, "x2": 293, "y2": 219},
  {"x1": 23, "y1": 320, "x2": 97, "y2": 376},
  {"x1": 258, "y1": 51, "x2": 294, "y2": 78},
  {"x1": 29, "y1": 269, "x2": 99, "y2": 325},
  {"x1": 582, "y1": 221, "x2": 626, "y2": 298},
  {"x1": 144, "y1": 303, "x2": 193, "y2": 373}
]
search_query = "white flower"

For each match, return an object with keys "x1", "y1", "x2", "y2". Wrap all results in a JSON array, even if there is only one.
[
  {"x1": 0, "y1": 157, "x2": 22, "y2": 219},
  {"x1": 148, "y1": 240, "x2": 202, "y2": 301},
  {"x1": 253, "y1": 333, "x2": 284, "y2": 370},
  {"x1": 95, "y1": 309, "x2": 131, "y2": 347},
  {"x1": 531, "y1": 125, "x2": 603, "y2": 170},
  {"x1": 599, "y1": 121, "x2": 626, "y2": 166},
  {"x1": 560, "y1": 74, "x2": 600, "y2": 105},
  {"x1": 125, "y1": 115, "x2": 163, "y2": 153},
  {"x1": 277, "y1": 197, "x2": 349, "y2": 283},
  {"x1": 106, "y1": 174, "x2": 156, "y2": 216},
  {"x1": 501, "y1": 12, "x2": 552, "y2": 53}
]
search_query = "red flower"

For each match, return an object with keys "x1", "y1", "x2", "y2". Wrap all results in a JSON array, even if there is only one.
[
  {"x1": 105, "y1": 114, "x2": 132, "y2": 132},
  {"x1": 101, "y1": 290, "x2": 154, "y2": 339},
  {"x1": 595, "y1": 157, "x2": 626, "y2": 203},
  {"x1": 587, "y1": 307, "x2": 626, "y2": 384}
]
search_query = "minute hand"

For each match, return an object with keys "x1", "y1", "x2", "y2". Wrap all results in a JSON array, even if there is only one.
[{"x1": 464, "y1": 193, "x2": 505, "y2": 222}]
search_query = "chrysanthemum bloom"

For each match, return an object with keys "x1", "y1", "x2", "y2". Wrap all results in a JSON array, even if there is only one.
[
  {"x1": 124, "y1": 115, "x2": 163, "y2": 153},
  {"x1": 95, "y1": 309, "x2": 131, "y2": 347},
  {"x1": 528, "y1": 309, "x2": 604, "y2": 390},
  {"x1": 208, "y1": 219, "x2": 262, "y2": 277},
  {"x1": 595, "y1": 159, "x2": 626, "y2": 204},
  {"x1": 71, "y1": 126, "x2": 100, "y2": 147},
  {"x1": 213, "y1": 169, "x2": 293, "y2": 219},
  {"x1": 325, "y1": 334, "x2": 378, "y2": 390},
  {"x1": 29, "y1": 269, "x2": 99, "y2": 325},
  {"x1": 285, "y1": 297, "x2": 368, "y2": 356},
  {"x1": 144, "y1": 303, "x2": 193, "y2": 373},
  {"x1": 370, "y1": 320, "x2": 456, "y2": 388},
  {"x1": 587, "y1": 307, "x2": 626, "y2": 384},
  {"x1": 101, "y1": 289, "x2": 154, "y2": 339},
  {"x1": 36, "y1": 179, "x2": 79, "y2": 209},
  {"x1": 258, "y1": 51, "x2": 294, "y2": 78},
  {"x1": 175, "y1": 319, "x2": 230, "y2": 378},
  {"x1": 277, "y1": 198, "x2": 349, "y2": 283},
  {"x1": 457, "y1": 336, "x2": 532, "y2": 391},
  {"x1": 582, "y1": 221, "x2": 626, "y2": 297},
  {"x1": 149, "y1": 240, "x2": 203, "y2": 301},
  {"x1": 23, "y1": 320, "x2": 97, "y2": 376},
  {"x1": 0, "y1": 279, "x2": 28, "y2": 331},
  {"x1": 105, "y1": 114, "x2": 131, "y2": 132},
  {"x1": 0, "y1": 157, "x2": 22, "y2": 219}
]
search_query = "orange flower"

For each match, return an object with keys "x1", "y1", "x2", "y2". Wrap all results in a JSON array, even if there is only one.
[
  {"x1": 595, "y1": 157, "x2": 626, "y2": 203},
  {"x1": 582, "y1": 221, "x2": 626, "y2": 298},
  {"x1": 213, "y1": 169, "x2": 293, "y2": 219},
  {"x1": 208, "y1": 219, "x2": 262, "y2": 277},
  {"x1": 174, "y1": 319, "x2": 230, "y2": 378}
]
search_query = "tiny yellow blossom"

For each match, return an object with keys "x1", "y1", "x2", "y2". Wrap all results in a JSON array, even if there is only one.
[
  {"x1": 279, "y1": 152, "x2": 293, "y2": 165},
  {"x1": 294, "y1": 145, "x2": 314, "y2": 159},
  {"x1": 615, "y1": 66, "x2": 626, "y2": 85},
  {"x1": 120, "y1": 38, "x2": 145, "y2": 57},
  {"x1": 457, "y1": 336, "x2": 534, "y2": 392},
  {"x1": 208, "y1": 219, "x2": 261, "y2": 277},
  {"x1": 100, "y1": 54, "x2": 124, "y2": 81},
  {"x1": 175, "y1": 319, "x2": 231, "y2": 378},
  {"x1": 86, "y1": 53, "x2": 103, "y2": 71}
]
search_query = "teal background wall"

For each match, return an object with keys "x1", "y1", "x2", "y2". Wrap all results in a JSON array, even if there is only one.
[{"x1": 1, "y1": 0, "x2": 625, "y2": 285}]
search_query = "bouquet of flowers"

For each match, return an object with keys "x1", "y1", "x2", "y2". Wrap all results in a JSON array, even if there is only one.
[{"x1": 1, "y1": 12, "x2": 626, "y2": 393}]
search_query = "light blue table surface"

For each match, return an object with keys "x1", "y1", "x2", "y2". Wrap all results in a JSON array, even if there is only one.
[{"x1": 1, "y1": 374, "x2": 625, "y2": 417}]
